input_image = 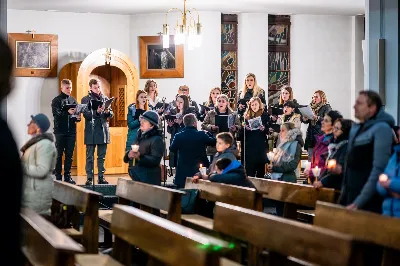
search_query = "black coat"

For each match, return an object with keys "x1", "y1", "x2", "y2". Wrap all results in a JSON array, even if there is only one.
[
  {"x1": 320, "y1": 139, "x2": 348, "y2": 190},
  {"x1": 124, "y1": 127, "x2": 164, "y2": 185},
  {"x1": 237, "y1": 88, "x2": 266, "y2": 117},
  {"x1": 304, "y1": 104, "x2": 332, "y2": 150},
  {"x1": 81, "y1": 92, "x2": 114, "y2": 145},
  {"x1": 239, "y1": 112, "x2": 270, "y2": 164},
  {"x1": 170, "y1": 126, "x2": 216, "y2": 188},
  {"x1": 51, "y1": 92, "x2": 80, "y2": 134}
]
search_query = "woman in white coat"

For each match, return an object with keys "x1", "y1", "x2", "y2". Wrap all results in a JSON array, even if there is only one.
[{"x1": 21, "y1": 113, "x2": 57, "y2": 215}]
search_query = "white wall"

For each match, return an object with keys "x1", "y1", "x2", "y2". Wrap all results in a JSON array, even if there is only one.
[
  {"x1": 238, "y1": 13, "x2": 269, "y2": 91},
  {"x1": 291, "y1": 15, "x2": 353, "y2": 119},
  {"x1": 351, "y1": 15, "x2": 365, "y2": 120},
  {"x1": 7, "y1": 9, "x2": 130, "y2": 147},
  {"x1": 130, "y1": 12, "x2": 221, "y2": 106}
]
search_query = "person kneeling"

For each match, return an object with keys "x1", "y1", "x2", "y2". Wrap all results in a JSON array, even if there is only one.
[{"x1": 193, "y1": 158, "x2": 253, "y2": 188}]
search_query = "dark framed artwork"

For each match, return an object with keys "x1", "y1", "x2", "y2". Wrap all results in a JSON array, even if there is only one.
[
  {"x1": 8, "y1": 33, "x2": 58, "y2": 77},
  {"x1": 139, "y1": 36, "x2": 184, "y2": 79}
]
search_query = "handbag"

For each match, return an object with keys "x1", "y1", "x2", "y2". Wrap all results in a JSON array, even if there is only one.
[{"x1": 180, "y1": 189, "x2": 199, "y2": 214}]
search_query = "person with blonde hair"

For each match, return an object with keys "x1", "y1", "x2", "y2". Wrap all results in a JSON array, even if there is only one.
[
  {"x1": 199, "y1": 87, "x2": 221, "y2": 121},
  {"x1": 237, "y1": 73, "x2": 266, "y2": 117},
  {"x1": 239, "y1": 97, "x2": 270, "y2": 177},
  {"x1": 202, "y1": 94, "x2": 241, "y2": 157},
  {"x1": 303, "y1": 90, "x2": 332, "y2": 159},
  {"x1": 144, "y1": 79, "x2": 163, "y2": 113},
  {"x1": 125, "y1": 89, "x2": 149, "y2": 151}
]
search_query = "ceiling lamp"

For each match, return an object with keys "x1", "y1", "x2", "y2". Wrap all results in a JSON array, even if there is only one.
[{"x1": 162, "y1": 0, "x2": 202, "y2": 50}]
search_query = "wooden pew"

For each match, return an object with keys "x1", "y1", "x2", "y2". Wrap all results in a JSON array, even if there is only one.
[
  {"x1": 21, "y1": 208, "x2": 83, "y2": 266},
  {"x1": 52, "y1": 180, "x2": 102, "y2": 254},
  {"x1": 76, "y1": 204, "x2": 238, "y2": 266},
  {"x1": 182, "y1": 177, "x2": 263, "y2": 233},
  {"x1": 249, "y1": 177, "x2": 335, "y2": 222},
  {"x1": 314, "y1": 201, "x2": 400, "y2": 266},
  {"x1": 98, "y1": 178, "x2": 185, "y2": 246},
  {"x1": 213, "y1": 202, "x2": 367, "y2": 266}
]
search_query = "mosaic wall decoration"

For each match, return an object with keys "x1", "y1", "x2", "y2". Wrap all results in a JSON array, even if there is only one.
[
  {"x1": 221, "y1": 24, "x2": 236, "y2": 44},
  {"x1": 268, "y1": 71, "x2": 289, "y2": 91},
  {"x1": 222, "y1": 70, "x2": 236, "y2": 90},
  {"x1": 222, "y1": 51, "x2": 237, "y2": 70},
  {"x1": 268, "y1": 52, "x2": 289, "y2": 71},
  {"x1": 268, "y1": 24, "x2": 288, "y2": 45},
  {"x1": 268, "y1": 90, "x2": 281, "y2": 106}
]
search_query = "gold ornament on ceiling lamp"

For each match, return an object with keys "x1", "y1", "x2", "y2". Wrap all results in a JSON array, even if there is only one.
[{"x1": 162, "y1": 0, "x2": 202, "y2": 50}]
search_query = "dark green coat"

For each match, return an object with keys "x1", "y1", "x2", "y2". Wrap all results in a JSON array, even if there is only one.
[{"x1": 125, "y1": 104, "x2": 145, "y2": 151}]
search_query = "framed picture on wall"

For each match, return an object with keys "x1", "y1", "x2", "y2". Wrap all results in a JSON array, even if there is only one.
[
  {"x1": 8, "y1": 33, "x2": 58, "y2": 77},
  {"x1": 139, "y1": 36, "x2": 184, "y2": 79}
]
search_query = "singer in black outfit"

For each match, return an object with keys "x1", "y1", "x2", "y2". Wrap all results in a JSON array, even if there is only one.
[
  {"x1": 51, "y1": 79, "x2": 80, "y2": 184},
  {"x1": 81, "y1": 79, "x2": 114, "y2": 185}
]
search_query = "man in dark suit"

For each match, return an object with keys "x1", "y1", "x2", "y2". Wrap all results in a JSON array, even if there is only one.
[{"x1": 169, "y1": 113, "x2": 215, "y2": 188}]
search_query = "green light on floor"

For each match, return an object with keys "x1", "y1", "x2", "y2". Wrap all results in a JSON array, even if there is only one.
[
  {"x1": 198, "y1": 243, "x2": 211, "y2": 250},
  {"x1": 228, "y1": 243, "x2": 235, "y2": 249},
  {"x1": 213, "y1": 245, "x2": 222, "y2": 251}
]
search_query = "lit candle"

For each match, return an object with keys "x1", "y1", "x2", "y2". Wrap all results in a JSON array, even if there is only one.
[
  {"x1": 267, "y1": 152, "x2": 275, "y2": 165},
  {"x1": 200, "y1": 164, "x2": 202, "y2": 168},
  {"x1": 379, "y1": 174, "x2": 388, "y2": 182},
  {"x1": 327, "y1": 159, "x2": 337, "y2": 169},
  {"x1": 273, "y1": 148, "x2": 277, "y2": 153},
  {"x1": 312, "y1": 166, "x2": 321, "y2": 179},
  {"x1": 131, "y1": 144, "x2": 139, "y2": 152}
]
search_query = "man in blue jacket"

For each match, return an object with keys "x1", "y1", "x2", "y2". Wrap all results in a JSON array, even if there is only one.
[
  {"x1": 340, "y1": 91, "x2": 394, "y2": 213},
  {"x1": 170, "y1": 113, "x2": 215, "y2": 188}
]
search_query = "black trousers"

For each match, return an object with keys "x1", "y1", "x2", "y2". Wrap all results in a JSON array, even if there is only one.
[
  {"x1": 85, "y1": 144, "x2": 107, "y2": 179},
  {"x1": 55, "y1": 134, "x2": 76, "y2": 177},
  {"x1": 245, "y1": 161, "x2": 265, "y2": 178}
]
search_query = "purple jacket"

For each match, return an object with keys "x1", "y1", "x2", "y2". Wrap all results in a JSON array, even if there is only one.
[{"x1": 309, "y1": 134, "x2": 333, "y2": 182}]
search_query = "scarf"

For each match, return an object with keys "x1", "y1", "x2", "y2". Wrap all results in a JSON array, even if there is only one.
[
  {"x1": 21, "y1": 133, "x2": 54, "y2": 154},
  {"x1": 271, "y1": 128, "x2": 301, "y2": 180}
]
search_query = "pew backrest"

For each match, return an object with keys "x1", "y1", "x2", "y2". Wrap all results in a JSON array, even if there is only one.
[
  {"x1": 185, "y1": 177, "x2": 262, "y2": 211},
  {"x1": 213, "y1": 202, "x2": 365, "y2": 266},
  {"x1": 249, "y1": 177, "x2": 335, "y2": 207},
  {"x1": 314, "y1": 201, "x2": 400, "y2": 251},
  {"x1": 111, "y1": 204, "x2": 234, "y2": 266},
  {"x1": 52, "y1": 181, "x2": 102, "y2": 253},
  {"x1": 21, "y1": 208, "x2": 83, "y2": 266},
  {"x1": 115, "y1": 178, "x2": 185, "y2": 223}
]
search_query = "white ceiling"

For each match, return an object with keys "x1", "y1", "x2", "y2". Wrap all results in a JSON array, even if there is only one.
[{"x1": 8, "y1": 0, "x2": 365, "y2": 16}]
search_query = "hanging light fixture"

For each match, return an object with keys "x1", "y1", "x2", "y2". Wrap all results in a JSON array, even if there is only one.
[{"x1": 162, "y1": 0, "x2": 202, "y2": 49}]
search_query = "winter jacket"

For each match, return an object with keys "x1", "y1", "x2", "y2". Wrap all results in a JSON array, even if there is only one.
[
  {"x1": 51, "y1": 92, "x2": 80, "y2": 134},
  {"x1": 209, "y1": 160, "x2": 254, "y2": 188},
  {"x1": 208, "y1": 146, "x2": 238, "y2": 174},
  {"x1": 304, "y1": 104, "x2": 332, "y2": 150},
  {"x1": 125, "y1": 103, "x2": 146, "y2": 151},
  {"x1": 124, "y1": 127, "x2": 164, "y2": 185},
  {"x1": 81, "y1": 91, "x2": 114, "y2": 145},
  {"x1": 169, "y1": 126, "x2": 216, "y2": 188},
  {"x1": 309, "y1": 134, "x2": 334, "y2": 183},
  {"x1": 377, "y1": 145, "x2": 400, "y2": 217},
  {"x1": 271, "y1": 128, "x2": 302, "y2": 183},
  {"x1": 21, "y1": 133, "x2": 57, "y2": 215},
  {"x1": 202, "y1": 108, "x2": 241, "y2": 155},
  {"x1": 320, "y1": 139, "x2": 348, "y2": 190},
  {"x1": 340, "y1": 109, "x2": 394, "y2": 213}
]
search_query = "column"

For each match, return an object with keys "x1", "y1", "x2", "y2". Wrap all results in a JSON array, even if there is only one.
[
  {"x1": 366, "y1": 0, "x2": 399, "y2": 123},
  {"x1": 0, "y1": 0, "x2": 7, "y2": 117}
]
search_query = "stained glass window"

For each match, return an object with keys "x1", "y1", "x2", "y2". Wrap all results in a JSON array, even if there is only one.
[
  {"x1": 268, "y1": 52, "x2": 289, "y2": 71},
  {"x1": 221, "y1": 15, "x2": 238, "y2": 108},
  {"x1": 268, "y1": 25, "x2": 288, "y2": 45},
  {"x1": 221, "y1": 24, "x2": 236, "y2": 44}
]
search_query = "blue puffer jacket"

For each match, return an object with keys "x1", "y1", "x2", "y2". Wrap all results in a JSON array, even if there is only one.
[{"x1": 377, "y1": 145, "x2": 400, "y2": 217}]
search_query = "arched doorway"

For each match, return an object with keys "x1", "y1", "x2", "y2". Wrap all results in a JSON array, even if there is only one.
[{"x1": 75, "y1": 48, "x2": 139, "y2": 176}]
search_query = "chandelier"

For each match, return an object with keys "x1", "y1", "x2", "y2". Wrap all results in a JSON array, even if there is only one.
[{"x1": 162, "y1": 0, "x2": 202, "y2": 50}]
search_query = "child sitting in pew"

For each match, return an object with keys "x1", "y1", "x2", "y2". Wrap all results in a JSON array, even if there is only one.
[
  {"x1": 203, "y1": 132, "x2": 238, "y2": 174},
  {"x1": 193, "y1": 158, "x2": 254, "y2": 188}
]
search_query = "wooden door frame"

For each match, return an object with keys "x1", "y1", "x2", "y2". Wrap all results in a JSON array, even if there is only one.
[{"x1": 76, "y1": 48, "x2": 139, "y2": 176}]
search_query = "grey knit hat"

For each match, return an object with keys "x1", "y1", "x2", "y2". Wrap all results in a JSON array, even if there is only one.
[{"x1": 140, "y1": 110, "x2": 159, "y2": 127}]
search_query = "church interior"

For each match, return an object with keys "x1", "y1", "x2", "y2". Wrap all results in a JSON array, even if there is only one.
[{"x1": 1, "y1": 0, "x2": 400, "y2": 265}]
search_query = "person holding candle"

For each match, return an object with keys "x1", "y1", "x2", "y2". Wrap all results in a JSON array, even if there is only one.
[
  {"x1": 124, "y1": 110, "x2": 164, "y2": 185},
  {"x1": 169, "y1": 114, "x2": 216, "y2": 188},
  {"x1": 202, "y1": 94, "x2": 241, "y2": 157},
  {"x1": 340, "y1": 91, "x2": 394, "y2": 213},
  {"x1": 266, "y1": 122, "x2": 303, "y2": 183},
  {"x1": 313, "y1": 119, "x2": 352, "y2": 190},
  {"x1": 304, "y1": 110, "x2": 343, "y2": 184},
  {"x1": 377, "y1": 142, "x2": 400, "y2": 217},
  {"x1": 239, "y1": 97, "x2": 270, "y2": 177},
  {"x1": 302, "y1": 90, "x2": 332, "y2": 161},
  {"x1": 125, "y1": 89, "x2": 149, "y2": 152}
]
